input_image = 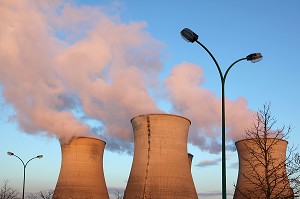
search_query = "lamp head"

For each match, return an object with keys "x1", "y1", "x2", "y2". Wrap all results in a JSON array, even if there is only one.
[
  {"x1": 37, "y1": 155, "x2": 43, "y2": 159},
  {"x1": 180, "y1": 28, "x2": 198, "y2": 43},
  {"x1": 7, "y1": 152, "x2": 14, "y2": 156},
  {"x1": 246, "y1": 53, "x2": 263, "y2": 63}
]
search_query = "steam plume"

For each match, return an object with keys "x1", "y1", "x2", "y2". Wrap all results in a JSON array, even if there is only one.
[
  {"x1": 0, "y1": 1, "x2": 254, "y2": 153},
  {"x1": 165, "y1": 63, "x2": 254, "y2": 153}
]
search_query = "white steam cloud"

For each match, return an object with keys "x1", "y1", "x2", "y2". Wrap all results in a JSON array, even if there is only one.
[
  {"x1": 0, "y1": 1, "x2": 254, "y2": 154},
  {"x1": 165, "y1": 63, "x2": 255, "y2": 153}
]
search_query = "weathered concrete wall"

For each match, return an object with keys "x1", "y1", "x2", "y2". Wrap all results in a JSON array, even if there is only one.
[
  {"x1": 124, "y1": 114, "x2": 198, "y2": 199},
  {"x1": 53, "y1": 137, "x2": 109, "y2": 199},
  {"x1": 234, "y1": 138, "x2": 293, "y2": 198}
]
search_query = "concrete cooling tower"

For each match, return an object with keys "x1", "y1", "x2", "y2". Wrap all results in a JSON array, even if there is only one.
[
  {"x1": 234, "y1": 138, "x2": 293, "y2": 199},
  {"x1": 53, "y1": 137, "x2": 109, "y2": 199},
  {"x1": 124, "y1": 114, "x2": 198, "y2": 199}
]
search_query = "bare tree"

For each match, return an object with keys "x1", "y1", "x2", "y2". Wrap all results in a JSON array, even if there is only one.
[
  {"x1": 27, "y1": 190, "x2": 53, "y2": 199},
  {"x1": 0, "y1": 180, "x2": 19, "y2": 199},
  {"x1": 234, "y1": 103, "x2": 300, "y2": 199},
  {"x1": 287, "y1": 152, "x2": 300, "y2": 198},
  {"x1": 113, "y1": 189, "x2": 123, "y2": 199}
]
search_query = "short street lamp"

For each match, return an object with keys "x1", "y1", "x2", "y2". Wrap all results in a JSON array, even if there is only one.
[
  {"x1": 7, "y1": 152, "x2": 43, "y2": 199},
  {"x1": 180, "y1": 28, "x2": 263, "y2": 199}
]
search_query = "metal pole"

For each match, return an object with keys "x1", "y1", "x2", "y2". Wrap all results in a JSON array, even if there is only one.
[
  {"x1": 221, "y1": 58, "x2": 246, "y2": 199},
  {"x1": 194, "y1": 40, "x2": 247, "y2": 199},
  {"x1": 195, "y1": 40, "x2": 227, "y2": 199},
  {"x1": 22, "y1": 164, "x2": 26, "y2": 199},
  {"x1": 221, "y1": 80, "x2": 226, "y2": 199},
  {"x1": 7, "y1": 153, "x2": 41, "y2": 199},
  {"x1": 10, "y1": 154, "x2": 26, "y2": 199},
  {"x1": 22, "y1": 157, "x2": 37, "y2": 199},
  {"x1": 180, "y1": 28, "x2": 262, "y2": 198}
]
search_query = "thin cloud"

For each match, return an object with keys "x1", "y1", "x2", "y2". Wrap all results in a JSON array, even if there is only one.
[
  {"x1": 229, "y1": 162, "x2": 239, "y2": 169},
  {"x1": 195, "y1": 158, "x2": 221, "y2": 167},
  {"x1": 198, "y1": 191, "x2": 234, "y2": 197}
]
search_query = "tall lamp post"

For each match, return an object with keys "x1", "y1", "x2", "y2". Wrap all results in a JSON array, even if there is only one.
[
  {"x1": 180, "y1": 28, "x2": 263, "y2": 199},
  {"x1": 7, "y1": 151, "x2": 43, "y2": 199}
]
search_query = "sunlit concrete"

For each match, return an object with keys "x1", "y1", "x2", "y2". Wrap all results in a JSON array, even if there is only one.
[
  {"x1": 124, "y1": 114, "x2": 198, "y2": 199},
  {"x1": 53, "y1": 137, "x2": 109, "y2": 199},
  {"x1": 234, "y1": 138, "x2": 293, "y2": 198}
]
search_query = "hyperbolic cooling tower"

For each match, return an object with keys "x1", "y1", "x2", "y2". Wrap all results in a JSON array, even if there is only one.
[
  {"x1": 124, "y1": 114, "x2": 198, "y2": 199},
  {"x1": 234, "y1": 138, "x2": 293, "y2": 199},
  {"x1": 53, "y1": 137, "x2": 109, "y2": 199}
]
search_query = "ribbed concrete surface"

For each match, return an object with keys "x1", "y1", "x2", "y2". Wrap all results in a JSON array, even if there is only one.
[
  {"x1": 53, "y1": 137, "x2": 109, "y2": 199},
  {"x1": 124, "y1": 114, "x2": 198, "y2": 199},
  {"x1": 234, "y1": 138, "x2": 293, "y2": 198}
]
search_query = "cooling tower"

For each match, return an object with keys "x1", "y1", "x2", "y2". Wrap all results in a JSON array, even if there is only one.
[
  {"x1": 234, "y1": 138, "x2": 293, "y2": 199},
  {"x1": 53, "y1": 137, "x2": 109, "y2": 199},
  {"x1": 124, "y1": 114, "x2": 198, "y2": 199}
]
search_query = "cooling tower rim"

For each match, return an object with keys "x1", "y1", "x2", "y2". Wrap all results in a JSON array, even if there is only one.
[
  {"x1": 235, "y1": 137, "x2": 288, "y2": 145},
  {"x1": 76, "y1": 136, "x2": 106, "y2": 144},
  {"x1": 61, "y1": 136, "x2": 106, "y2": 145},
  {"x1": 130, "y1": 113, "x2": 191, "y2": 124}
]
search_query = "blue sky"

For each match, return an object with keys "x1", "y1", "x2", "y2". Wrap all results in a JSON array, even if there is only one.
[{"x1": 1, "y1": 1, "x2": 300, "y2": 198}]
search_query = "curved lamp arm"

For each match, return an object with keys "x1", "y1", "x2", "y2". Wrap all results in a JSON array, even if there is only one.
[
  {"x1": 180, "y1": 28, "x2": 263, "y2": 83},
  {"x1": 224, "y1": 58, "x2": 247, "y2": 82},
  {"x1": 195, "y1": 40, "x2": 223, "y2": 81},
  {"x1": 7, "y1": 152, "x2": 25, "y2": 166}
]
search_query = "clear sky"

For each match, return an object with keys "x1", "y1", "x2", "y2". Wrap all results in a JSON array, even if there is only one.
[{"x1": 1, "y1": 1, "x2": 300, "y2": 199}]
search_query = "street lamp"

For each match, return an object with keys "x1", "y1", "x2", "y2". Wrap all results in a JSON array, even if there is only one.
[
  {"x1": 7, "y1": 151, "x2": 43, "y2": 199},
  {"x1": 180, "y1": 28, "x2": 263, "y2": 199}
]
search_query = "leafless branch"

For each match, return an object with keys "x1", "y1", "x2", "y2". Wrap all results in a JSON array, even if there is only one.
[
  {"x1": 234, "y1": 103, "x2": 300, "y2": 199},
  {"x1": 0, "y1": 180, "x2": 19, "y2": 199}
]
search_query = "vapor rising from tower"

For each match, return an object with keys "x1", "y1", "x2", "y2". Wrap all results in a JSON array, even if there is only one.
[{"x1": 0, "y1": 0, "x2": 257, "y2": 154}]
